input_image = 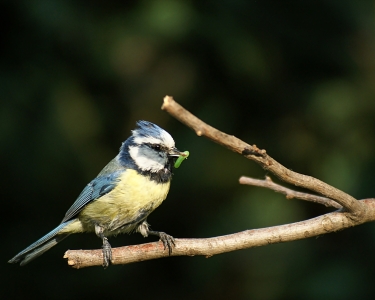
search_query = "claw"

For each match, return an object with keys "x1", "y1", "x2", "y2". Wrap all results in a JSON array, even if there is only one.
[
  {"x1": 148, "y1": 231, "x2": 176, "y2": 256},
  {"x1": 159, "y1": 232, "x2": 175, "y2": 255},
  {"x1": 149, "y1": 230, "x2": 175, "y2": 255}
]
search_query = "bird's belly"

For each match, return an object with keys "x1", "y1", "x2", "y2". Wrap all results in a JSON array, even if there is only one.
[{"x1": 78, "y1": 169, "x2": 170, "y2": 233}]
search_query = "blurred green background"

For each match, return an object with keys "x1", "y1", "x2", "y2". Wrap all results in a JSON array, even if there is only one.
[{"x1": 3, "y1": 0, "x2": 375, "y2": 299}]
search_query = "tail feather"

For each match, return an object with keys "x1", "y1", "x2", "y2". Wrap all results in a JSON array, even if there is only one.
[{"x1": 8, "y1": 220, "x2": 74, "y2": 265}]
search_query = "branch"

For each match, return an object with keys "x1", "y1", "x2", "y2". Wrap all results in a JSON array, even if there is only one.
[
  {"x1": 65, "y1": 199, "x2": 375, "y2": 268},
  {"x1": 239, "y1": 176, "x2": 342, "y2": 209},
  {"x1": 64, "y1": 96, "x2": 374, "y2": 268},
  {"x1": 161, "y1": 96, "x2": 364, "y2": 217}
]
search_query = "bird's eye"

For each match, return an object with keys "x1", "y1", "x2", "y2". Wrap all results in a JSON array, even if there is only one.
[{"x1": 151, "y1": 144, "x2": 161, "y2": 151}]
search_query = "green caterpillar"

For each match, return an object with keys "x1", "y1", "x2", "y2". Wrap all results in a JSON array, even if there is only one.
[{"x1": 174, "y1": 151, "x2": 189, "y2": 168}]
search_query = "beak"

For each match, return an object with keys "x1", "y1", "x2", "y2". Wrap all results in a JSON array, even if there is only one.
[{"x1": 167, "y1": 147, "x2": 186, "y2": 158}]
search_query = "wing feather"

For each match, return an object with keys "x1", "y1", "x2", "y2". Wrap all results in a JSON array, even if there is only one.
[{"x1": 61, "y1": 159, "x2": 124, "y2": 223}]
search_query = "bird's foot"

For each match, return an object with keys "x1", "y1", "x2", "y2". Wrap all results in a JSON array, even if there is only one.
[
  {"x1": 102, "y1": 237, "x2": 112, "y2": 268},
  {"x1": 149, "y1": 231, "x2": 175, "y2": 255}
]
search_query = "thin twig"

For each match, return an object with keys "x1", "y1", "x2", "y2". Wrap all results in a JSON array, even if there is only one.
[
  {"x1": 161, "y1": 96, "x2": 364, "y2": 217},
  {"x1": 239, "y1": 176, "x2": 342, "y2": 209}
]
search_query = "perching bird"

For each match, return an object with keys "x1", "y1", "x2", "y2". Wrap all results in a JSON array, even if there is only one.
[{"x1": 9, "y1": 120, "x2": 188, "y2": 267}]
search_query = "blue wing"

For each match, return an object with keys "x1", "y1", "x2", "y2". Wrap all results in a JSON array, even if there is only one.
[{"x1": 61, "y1": 159, "x2": 124, "y2": 224}]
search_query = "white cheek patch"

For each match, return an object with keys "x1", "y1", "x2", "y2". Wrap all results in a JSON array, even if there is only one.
[{"x1": 129, "y1": 145, "x2": 165, "y2": 172}]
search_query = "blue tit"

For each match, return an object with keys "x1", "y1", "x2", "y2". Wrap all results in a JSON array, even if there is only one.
[{"x1": 9, "y1": 120, "x2": 187, "y2": 267}]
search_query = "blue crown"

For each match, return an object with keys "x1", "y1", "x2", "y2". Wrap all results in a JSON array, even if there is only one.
[{"x1": 133, "y1": 120, "x2": 165, "y2": 140}]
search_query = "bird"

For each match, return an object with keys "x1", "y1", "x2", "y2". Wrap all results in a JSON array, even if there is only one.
[{"x1": 9, "y1": 120, "x2": 188, "y2": 267}]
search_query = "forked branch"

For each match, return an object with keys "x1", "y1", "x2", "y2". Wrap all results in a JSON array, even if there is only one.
[
  {"x1": 64, "y1": 96, "x2": 375, "y2": 268},
  {"x1": 239, "y1": 176, "x2": 342, "y2": 209}
]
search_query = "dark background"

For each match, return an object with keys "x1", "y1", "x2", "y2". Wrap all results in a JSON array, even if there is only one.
[{"x1": 3, "y1": 1, "x2": 375, "y2": 299}]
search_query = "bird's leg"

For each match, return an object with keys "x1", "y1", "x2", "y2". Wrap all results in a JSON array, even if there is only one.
[
  {"x1": 137, "y1": 221, "x2": 175, "y2": 255},
  {"x1": 101, "y1": 237, "x2": 112, "y2": 268},
  {"x1": 95, "y1": 224, "x2": 112, "y2": 268}
]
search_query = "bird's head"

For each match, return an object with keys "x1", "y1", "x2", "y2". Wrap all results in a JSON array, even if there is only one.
[{"x1": 119, "y1": 120, "x2": 185, "y2": 173}]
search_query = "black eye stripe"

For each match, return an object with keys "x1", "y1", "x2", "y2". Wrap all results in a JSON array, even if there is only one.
[{"x1": 149, "y1": 144, "x2": 161, "y2": 151}]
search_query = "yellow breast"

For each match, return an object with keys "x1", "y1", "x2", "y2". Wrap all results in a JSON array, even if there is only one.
[{"x1": 78, "y1": 169, "x2": 170, "y2": 233}]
